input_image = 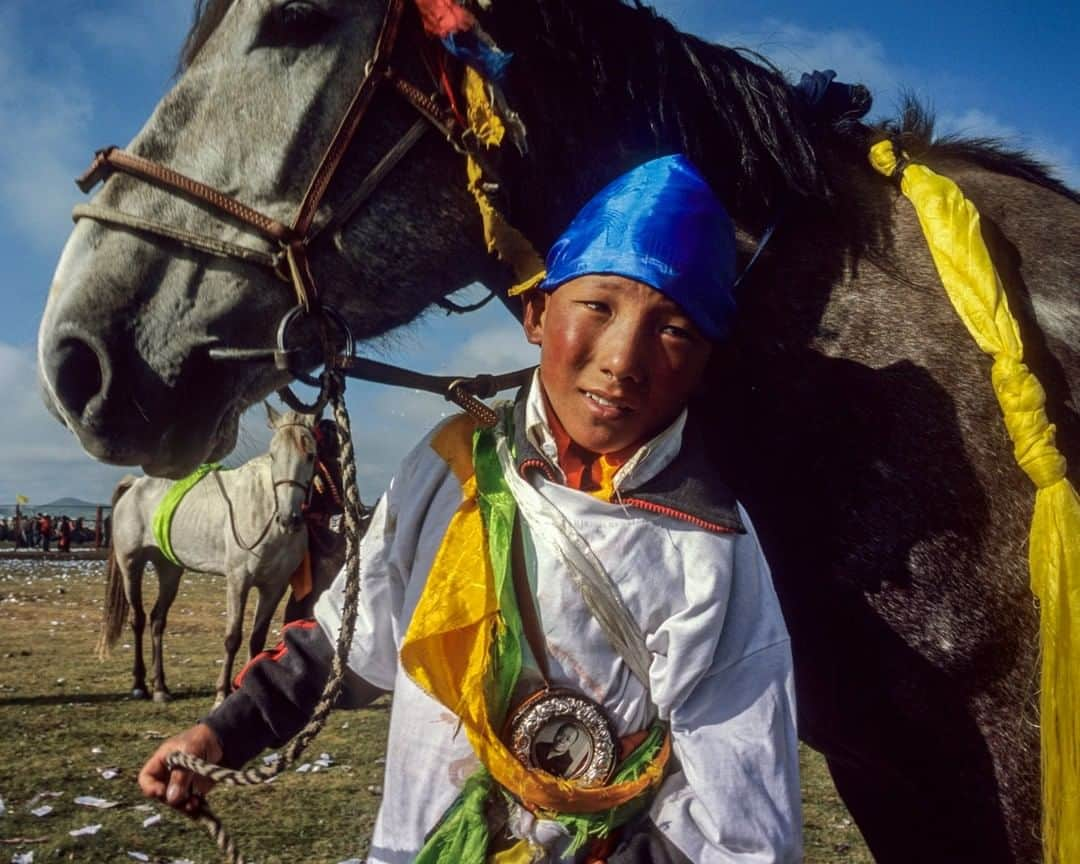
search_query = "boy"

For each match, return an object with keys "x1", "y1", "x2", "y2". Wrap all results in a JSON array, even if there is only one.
[{"x1": 139, "y1": 155, "x2": 801, "y2": 862}]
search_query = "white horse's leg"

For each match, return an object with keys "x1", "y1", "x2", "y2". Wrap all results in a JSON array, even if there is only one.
[
  {"x1": 123, "y1": 555, "x2": 151, "y2": 700},
  {"x1": 149, "y1": 560, "x2": 183, "y2": 703},
  {"x1": 214, "y1": 577, "x2": 250, "y2": 708},
  {"x1": 248, "y1": 580, "x2": 290, "y2": 660}
]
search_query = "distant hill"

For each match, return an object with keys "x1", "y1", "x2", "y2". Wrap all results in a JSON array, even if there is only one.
[{"x1": 42, "y1": 497, "x2": 101, "y2": 509}]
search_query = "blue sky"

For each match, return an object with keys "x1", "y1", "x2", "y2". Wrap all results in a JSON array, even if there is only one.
[{"x1": 1, "y1": 0, "x2": 1076, "y2": 506}]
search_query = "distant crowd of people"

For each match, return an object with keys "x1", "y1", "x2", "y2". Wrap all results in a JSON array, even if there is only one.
[{"x1": 0, "y1": 512, "x2": 110, "y2": 551}]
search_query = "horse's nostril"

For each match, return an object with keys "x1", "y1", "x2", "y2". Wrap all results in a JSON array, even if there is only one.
[{"x1": 51, "y1": 337, "x2": 105, "y2": 421}]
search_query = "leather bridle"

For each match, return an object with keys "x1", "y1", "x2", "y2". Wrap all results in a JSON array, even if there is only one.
[{"x1": 73, "y1": 0, "x2": 477, "y2": 317}]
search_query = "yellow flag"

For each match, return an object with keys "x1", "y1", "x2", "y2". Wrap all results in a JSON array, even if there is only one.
[{"x1": 16, "y1": 494, "x2": 29, "y2": 505}]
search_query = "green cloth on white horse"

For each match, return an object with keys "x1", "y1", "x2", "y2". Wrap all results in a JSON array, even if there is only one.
[{"x1": 152, "y1": 463, "x2": 220, "y2": 566}]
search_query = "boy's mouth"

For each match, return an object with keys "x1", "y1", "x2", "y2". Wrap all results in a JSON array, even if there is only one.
[{"x1": 583, "y1": 389, "x2": 633, "y2": 413}]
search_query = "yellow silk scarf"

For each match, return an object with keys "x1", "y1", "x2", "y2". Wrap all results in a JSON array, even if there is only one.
[
  {"x1": 870, "y1": 140, "x2": 1080, "y2": 864},
  {"x1": 399, "y1": 414, "x2": 669, "y2": 815}
]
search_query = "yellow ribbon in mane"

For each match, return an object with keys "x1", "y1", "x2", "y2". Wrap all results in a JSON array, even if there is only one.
[
  {"x1": 870, "y1": 139, "x2": 1080, "y2": 864},
  {"x1": 462, "y1": 69, "x2": 545, "y2": 289},
  {"x1": 400, "y1": 414, "x2": 669, "y2": 815}
]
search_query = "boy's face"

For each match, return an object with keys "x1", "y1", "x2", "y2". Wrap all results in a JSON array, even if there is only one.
[{"x1": 523, "y1": 275, "x2": 712, "y2": 454}]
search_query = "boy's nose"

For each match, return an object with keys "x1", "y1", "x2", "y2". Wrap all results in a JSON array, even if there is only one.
[{"x1": 598, "y1": 319, "x2": 650, "y2": 384}]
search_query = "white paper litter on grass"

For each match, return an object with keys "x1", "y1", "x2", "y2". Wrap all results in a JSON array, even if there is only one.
[
  {"x1": 133, "y1": 804, "x2": 156, "y2": 812},
  {"x1": 99, "y1": 768, "x2": 120, "y2": 780},
  {"x1": 69, "y1": 823, "x2": 102, "y2": 836},
  {"x1": 262, "y1": 752, "x2": 280, "y2": 765},
  {"x1": 74, "y1": 796, "x2": 118, "y2": 809},
  {"x1": 0, "y1": 795, "x2": 5, "y2": 816},
  {"x1": 26, "y1": 792, "x2": 60, "y2": 808},
  {"x1": 90, "y1": 746, "x2": 103, "y2": 754},
  {"x1": 12, "y1": 851, "x2": 34, "y2": 864},
  {"x1": 126, "y1": 853, "x2": 150, "y2": 862},
  {"x1": 30, "y1": 806, "x2": 53, "y2": 818},
  {"x1": 142, "y1": 814, "x2": 162, "y2": 828},
  {"x1": 296, "y1": 763, "x2": 312, "y2": 773}
]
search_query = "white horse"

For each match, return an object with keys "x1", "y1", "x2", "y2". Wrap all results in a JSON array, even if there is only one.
[{"x1": 98, "y1": 405, "x2": 318, "y2": 705}]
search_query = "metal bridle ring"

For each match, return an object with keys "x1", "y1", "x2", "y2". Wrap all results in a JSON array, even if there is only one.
[{"x1": 276, "y1": 304, "x2": 355, "y2": 368}]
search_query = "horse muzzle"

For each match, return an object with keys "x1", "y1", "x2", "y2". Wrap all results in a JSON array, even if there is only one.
[{"x1": 279, "y1": 511, "x2": 305, "y2": 533}]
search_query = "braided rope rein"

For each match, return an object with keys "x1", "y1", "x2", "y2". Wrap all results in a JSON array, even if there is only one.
[{"x1": 165, "y1": 371, "x2": 364, "y2": 864}]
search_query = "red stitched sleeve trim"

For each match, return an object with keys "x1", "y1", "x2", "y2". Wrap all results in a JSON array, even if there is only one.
[
  {"x1": 621, "y1": 498, "x2": 739, "y2": 535},
  {"x1": 232, "y1": 619, "x2": 318, "y2": 690}
]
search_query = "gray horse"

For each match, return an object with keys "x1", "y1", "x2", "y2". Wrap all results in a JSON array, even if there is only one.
[
  {"x1": 36, "y1": 2, "x2": 1078, "y2": 861},
  {"x1": 98, "y1": 405, "x2": 317, "y2": 706}
]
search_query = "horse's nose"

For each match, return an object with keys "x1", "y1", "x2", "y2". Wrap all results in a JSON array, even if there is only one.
[
  {"x1": 281, "y1": 511, "x2": 304, "y2": 533},
  {"x1": 45, "y1": 332, "x2": 108, "y2": 425}
]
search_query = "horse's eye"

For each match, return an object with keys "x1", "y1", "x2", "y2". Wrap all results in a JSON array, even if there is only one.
[{"x1": 265, "y1": 1, "x2": 334, "y2": 45}]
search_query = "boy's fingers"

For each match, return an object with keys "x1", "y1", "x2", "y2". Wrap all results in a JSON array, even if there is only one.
[
  {"x1": 138, "y1": 725, "x2": 224, "y2": 813},
  {"x1": 166, "y1": 766, "x2": 193, "y2": 805}
]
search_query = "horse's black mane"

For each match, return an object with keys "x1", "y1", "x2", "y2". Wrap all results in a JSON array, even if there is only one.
[
  {"x1": 178, "y1": 0, "x2": 1076, "y2": 233},
  {"x1": 486, "y1": 0, "x2": 840, "y2": 235}
]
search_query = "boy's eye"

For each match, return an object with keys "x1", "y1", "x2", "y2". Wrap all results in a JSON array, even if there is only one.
[
  {"x1": 578, "y1": 300, "x2": 610, "y2": 313},
  {"x1": 661, "y1": 323, "x2": 696, "y2": 341}
]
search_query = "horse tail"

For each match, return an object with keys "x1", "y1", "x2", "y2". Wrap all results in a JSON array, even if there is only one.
[{"x1": 97, "y1": 477, "x2": 135, "y2": 659}]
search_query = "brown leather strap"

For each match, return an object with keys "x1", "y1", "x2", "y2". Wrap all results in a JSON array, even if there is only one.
[
  {"x1": 512, "y1": 516, "x2": 551, "y2": 685},
  {"x1": 76, "y1": 146, "x2": 296, "y2": 243},
  {"x1": 292, "y1": 0, "x2": 406, "y2": 237}
]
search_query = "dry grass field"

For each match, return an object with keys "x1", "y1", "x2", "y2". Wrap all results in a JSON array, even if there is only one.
[{"x1": 0, "y1": 558, "x2": 872, "y2": 863}]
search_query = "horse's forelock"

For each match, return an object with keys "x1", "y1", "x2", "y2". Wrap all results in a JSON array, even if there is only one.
[
  {"x1": 178, "y1": 0, "x2": 237, "y2": 72},
  {"x1": 272, "y1": 412, "x2": 317, "y2": 454}
]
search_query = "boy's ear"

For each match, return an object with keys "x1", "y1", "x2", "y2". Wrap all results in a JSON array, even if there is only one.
[{"x1": 521, "y1": 291, "x2": 548, "y2": 346}]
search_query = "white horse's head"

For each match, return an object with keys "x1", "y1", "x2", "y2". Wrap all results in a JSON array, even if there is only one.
[
  {"x1": 37, "y1": 0, "x2": 504, "y2": 479},
  {"x1": 266, "y1": 403, "x2": 318, "y2": 533}
]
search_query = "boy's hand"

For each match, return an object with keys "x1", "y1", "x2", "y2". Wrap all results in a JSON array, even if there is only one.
[{"x1": 138, "y1": 723, "x2": 224, "y2": 816}]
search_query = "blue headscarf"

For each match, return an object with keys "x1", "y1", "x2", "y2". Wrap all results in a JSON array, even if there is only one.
[{"x1": 538, "y1": 154, "x2": 737, "y2": 341}]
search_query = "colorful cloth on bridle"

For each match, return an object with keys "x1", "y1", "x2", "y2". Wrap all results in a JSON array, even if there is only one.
[{"x1": 415, "y1": 0, "x2": 513, "y2": 83}]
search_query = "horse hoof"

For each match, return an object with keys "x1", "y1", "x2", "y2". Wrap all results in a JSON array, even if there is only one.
[
  {"x1": 153, "y1": 690, "x2": 172, "y2": 704},
  {"x1": 132, "y1": 687, "x2": 150, "y2": 700}
]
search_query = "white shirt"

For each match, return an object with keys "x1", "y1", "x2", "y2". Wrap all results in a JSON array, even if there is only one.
[{"x1": 316, "y1": 382, "x2": 801, "y2": 862}]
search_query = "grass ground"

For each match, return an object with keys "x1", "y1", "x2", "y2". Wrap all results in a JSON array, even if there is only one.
[{"x1": 0, "y1": 559, "x2": 872, "y2": 863}]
